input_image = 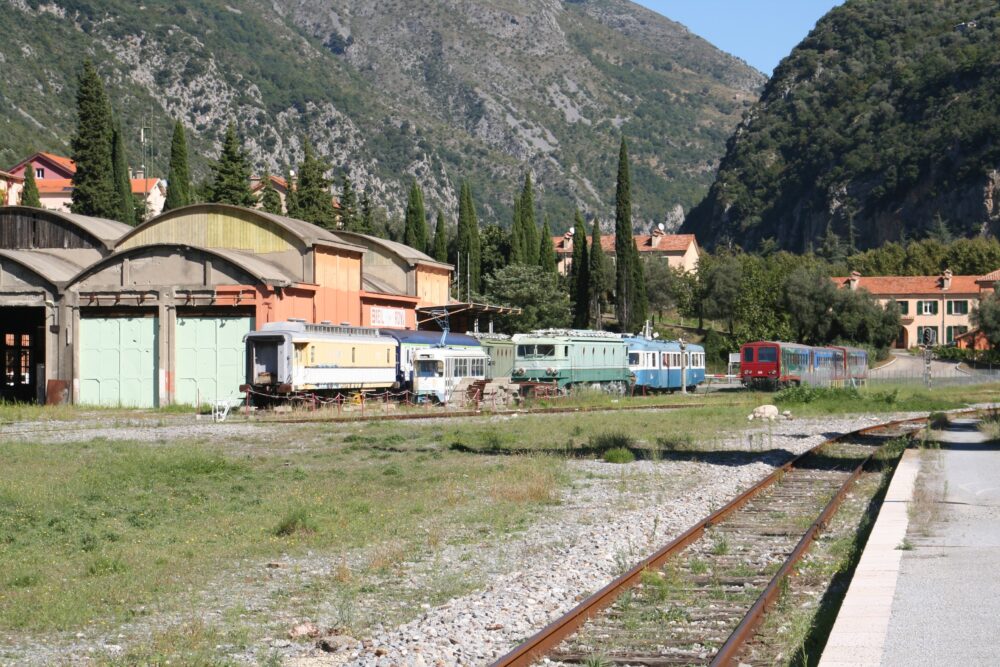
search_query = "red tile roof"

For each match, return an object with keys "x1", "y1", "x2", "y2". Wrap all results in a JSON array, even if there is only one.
[
  {"x1": 250, "y1": 174, "x2": 288, "y2": 192},
  {"x1": 39, "y1": 152, "x2": 76, "y2": 174},
  {"x1": 0, "y1": 169, "x2": 23, "y2": 182},
  {"x1": 33, "y1": 177, "x2": 162, "y2": 196},
  {"x1": 832, "y1": 274, "x2": 984, "y2": 295},
  {"x1": 978, "y1": 269, "x2": 1000, "y2": 282},
  {"x1": 553, "y1": 232, "x2": 697, "y2": 255}
]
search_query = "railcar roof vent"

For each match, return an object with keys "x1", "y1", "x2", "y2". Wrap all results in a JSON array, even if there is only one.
[{"x1": 288, "y1": 317, "x2": 306, "y2": 323}]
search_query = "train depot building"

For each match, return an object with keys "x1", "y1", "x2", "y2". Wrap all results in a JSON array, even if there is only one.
[{"x1": 0, "y1": 203, "x2": 466, "y2": 408}]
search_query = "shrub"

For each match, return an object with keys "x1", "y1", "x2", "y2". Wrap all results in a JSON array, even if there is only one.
[
  {"x1": 273, "y1": 507, "x2": 318, "y2": 537},
  {"x1": 590, "y1": 431, "x2": 636, "y2": 451},
  {"x1": 603, "y1": 447, "x2": 635, "y2": 464}
]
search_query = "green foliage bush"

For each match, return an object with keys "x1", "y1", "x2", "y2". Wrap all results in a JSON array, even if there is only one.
[
  {"x1": 602, "y1": 447, "x2": 636, "y2": 464},
  {"x1": 590, "y1": 431, "x2": 636, "y2": 451},
  {"x1": 272, "y1": 507, "x2": 317, "y2": 537}
]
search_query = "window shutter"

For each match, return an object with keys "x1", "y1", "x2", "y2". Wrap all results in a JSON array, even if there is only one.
[
  {"x1": 916, "y1": 300, "x2": 923, "y2": 314},
  {"x1": 932, "y1": 301, "x2": 939, "y2": 315},
  {"x1": 946, "y1": 301, "x2": 953, "y2": 315}
]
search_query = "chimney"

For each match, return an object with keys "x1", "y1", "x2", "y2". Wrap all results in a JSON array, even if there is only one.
[
  {"x1": 942, "y1": 269, "x2": 953, "y2": 290},
  {"x1": 563, "y1": 230, "x2": 573, "y2": 251},
  {"x1": 650, "y1": 222, "x2": 665, "y2": 247},
  {"x1": 849, "y1": 271, "x2": 861, "y2": 291}
]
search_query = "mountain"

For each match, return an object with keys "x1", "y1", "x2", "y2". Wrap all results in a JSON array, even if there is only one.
[
  {"x1": 0, "y1": 0, "x2": 762, "y2": 232},
  {"x1": 682, "y1": 0, "x2": 1000, "y2": 252}
]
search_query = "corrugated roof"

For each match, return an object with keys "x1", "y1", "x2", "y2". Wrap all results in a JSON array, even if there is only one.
[
  {"x1": 0, "y1": 249, "x2": 90, "y2": 285},
  {"x1": 0, "y1": 206, "x2": 133, "y2": 248},
  {"x1": 362, "y1": 274, "x2": 404, "y2": 295},
  {"x1": 125, "y1": 203, "x2": 366, "y2": 255},
  {"x1": 832, "y1": 275, "x2": 984, "y2": 295},
  {"x1": 69, "y1": 243, "x2": 297, "y2": 288},
  {"x1": 337, "y1": 231, "x2": 453, "y2": 269}
]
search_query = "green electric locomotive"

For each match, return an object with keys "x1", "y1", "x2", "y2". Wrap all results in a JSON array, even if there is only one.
[{"x1": 511, "y1": 329, "x2": 630, "y2": 392}]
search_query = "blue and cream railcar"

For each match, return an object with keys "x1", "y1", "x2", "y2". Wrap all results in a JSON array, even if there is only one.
[
  {"x1": 809, "y1": 347, "x2": 846, "y2": 385},
  {"x1": 243, "y1": 320, "x2": 397, "y2": 396},
  {"x1": 625, "y1": 336, "x2": 706, "y2": 391},
  {"x1": 412, "y1": 347, "x2": 490, "y2": 403},
  {"x1": 512, "y1": 330, "x2": 630, "y2": 390},
  {"x1": 384, "y1": 330, "x2": 482, "y2": 389}
]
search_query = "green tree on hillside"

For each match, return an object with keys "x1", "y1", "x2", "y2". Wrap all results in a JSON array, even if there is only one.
[
  {"x1": 483, "y1": 264, "x2": 570, "y2": 332},
  {"x1": 570, "y1": 211, "x2": 590, "y2": 329},
  {"x1": 538, "y1": 216, "x2": 557, "y2": 275},
  {"x1": 701, "y1": 257, "x2": 741, "y2": 335},
  {"x1": 163, "y1": 121, "x2": 192, "y2": 212},
  {"x1": 339, "y1": 175, "x2": 360, "y2": 230},
  {"x1": 509, "y1": 195, "x2": 525, "y2": 265},
  {"x1": 70, "y1": 60, "x2": 117, "y2": 219},
  {"x1": 359, "y1": 190, "x2": 375, "y2": 234},
  {"x1": 783, "y1": 264, "x2": 837, "y2": 344},
  {"x1": 259, "y1": 173, "x2": 283, "y2": 215},
  {"x1": 455, "y1": 181, "x2": 482, "y2": 292},
  {"x1": 588, "y1": 219, "x2": 610, "y2": 329},
  {"x1": 480, "y1": 224, "x2": 510, "y2": 279},
  {"x1": 403, "y1": 182, "x2": 428, "y2": 252},
  {"x1": 20, "y1": 164, "x2": 41, "y2": 208},
  {"x1": 208, "y1": 123, "x2": 256, "y2": 208},
  {"x1": 111, "y1": 117, "x2": 135, "y2": 226},
  {"x1": 295, "y1": 141, "x2": 335, "y2": 228},
  {"x1": 513, "y1": 173, "x2": 539, "y2": 265},
  {"x1": 614, "y1": 138, "x2": 647, "y2": 331},
  {"x1": 973, "y1": 286, "x2": 1000, "y2": 349},
  {"x1": 432, "y1": 210, "x2": 448, "y2": 263}
]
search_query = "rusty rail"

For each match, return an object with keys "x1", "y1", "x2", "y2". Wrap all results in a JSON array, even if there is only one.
[{"x1": 492, "y1": 414, "x2": 936, "y2": 667}]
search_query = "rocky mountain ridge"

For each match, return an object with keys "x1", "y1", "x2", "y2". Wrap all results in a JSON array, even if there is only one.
[{"x1": 0, "y1": 0, "x2": 763, "y2": 231}]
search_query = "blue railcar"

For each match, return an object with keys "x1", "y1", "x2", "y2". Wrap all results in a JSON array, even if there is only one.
[
  {"x1": 383, "y1": 330, "x2": 481, "y2": 389},
  {"x1": 624, "y1": 336, "x2": 706, "y2": 391}
]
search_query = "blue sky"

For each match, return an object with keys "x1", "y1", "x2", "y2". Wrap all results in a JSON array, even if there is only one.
[{"x1": 634, "y1": 1, "x2": 844, "y2": 75}]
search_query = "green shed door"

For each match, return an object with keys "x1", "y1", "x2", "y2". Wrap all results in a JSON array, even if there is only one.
[
  {"x1": 79, "y1": 316, "x2": 158, "y2": 407},
  {"x1": 175, "y1": 315, "x2": 253, "y2": 406}
]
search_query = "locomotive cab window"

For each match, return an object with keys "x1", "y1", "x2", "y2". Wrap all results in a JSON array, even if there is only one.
[
  {"x1": 743, "y1": 348, "x2": 754, "y2": 362},
  {"x1": 416, "y1": 360, "x2": 443, "y2": 378},
  {"x1": 758, "y1": 347, "x2": 777, "y2": 362}
]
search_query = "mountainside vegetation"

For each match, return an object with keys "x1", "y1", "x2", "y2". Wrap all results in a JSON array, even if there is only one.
[
  {"x1": 0, "y1": 0, "x2": 762, "y2": 232},
  {"x1": 683, "y1": 0, "x2": 1000, "y2": 252}
]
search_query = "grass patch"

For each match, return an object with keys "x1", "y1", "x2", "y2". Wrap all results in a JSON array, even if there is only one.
[
  {"x1": 603, "y1": 447, "x2": 636, "y2": 464},
  {"x1": 272, "y1": 507, "x2": 317, "y2": 537}
]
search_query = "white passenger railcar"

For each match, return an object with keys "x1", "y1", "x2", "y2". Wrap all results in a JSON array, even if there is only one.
[{"x1": 412, "y1": 347, "x2": 489, "y2": 403}]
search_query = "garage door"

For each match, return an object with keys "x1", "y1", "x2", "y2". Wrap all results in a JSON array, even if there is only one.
[
  {"x1": 79, "y1": 316, "x2": 158, "y2": 407},
  {"x1": 175, "y1": 315, "x2": 253, "y2": 406}
]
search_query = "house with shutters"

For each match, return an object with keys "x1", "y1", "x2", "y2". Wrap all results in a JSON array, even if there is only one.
[
  {"x1": 553, "y1": 228, "x2": 700, "y2": 276},
  {"x1": 0, "y1": 169, "x2": 23, "y2": 206},
  {"x1": 5, "y1": 152, "x2": 166, "y2": 220},
  {"x1": 832, "y1": 270, "x2": 988, "y2": 348}
]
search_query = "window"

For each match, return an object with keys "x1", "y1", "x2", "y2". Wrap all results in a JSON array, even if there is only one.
[
  {"x1": 454, "y1": 358, "x2": 468, "y2": 377},
  {"x1": 310, "y1": 347, "x2": 315, "y2": 364},
  {"x1": 758, "y1": 347, "x2": 777, "y2": 362},
  {"x1": 918, "y1": 300, "x2": 938, "y2": 315},
  {"x1": 897, "y1": 300, "x2": 909, "y2": 315},
  {"x1": 628, "y1": 353, "x2": 640, "y2": 365},
  {"x1": 662, "y1": 353, "x2": 670, "y2": 366},
  {"x1": 947, "y1": 326, "x2": 968, "y2": 343},
  {"x1": 517, "y1": 344, "x2": 555, "y2": 358},
  {"x1": 351, "y1": 347, "x2": 356, "y2": 363},
  {"x1": 35, "y1": 168, "x2": 44, "y2": 179},
  {"x1": 564, "y1": 346, "x2": 569, "y2": 357},
  {"x1": 947, "y1": 300, "x2": 969, "y2": 315},
  {"x1": 743, "y1": 347, "x2": 754, "y2": 362},
  {"x1": 416, "y1": 360, "x2": 443, "y2": 378}
]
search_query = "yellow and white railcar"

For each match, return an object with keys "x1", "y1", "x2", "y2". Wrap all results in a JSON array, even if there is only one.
[{"x1": 244, "y1": 319, "x2": 396, "y2": 396}]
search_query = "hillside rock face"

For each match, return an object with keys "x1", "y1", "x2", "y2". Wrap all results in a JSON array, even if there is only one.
[
  {"x1": 682, "y1": 0, "x2": 1000, "y2": 252},
  {"x1": 0, "y1": 0, "x2": 762, "y2": 231}
]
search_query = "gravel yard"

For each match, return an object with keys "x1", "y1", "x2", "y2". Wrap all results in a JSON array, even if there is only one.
[
  {"x1": 0, "y1": 409, "x2": 931, "y2": 666},
  {"x1": 285, "y1": 413, "x2": 921, "y2": 667}
]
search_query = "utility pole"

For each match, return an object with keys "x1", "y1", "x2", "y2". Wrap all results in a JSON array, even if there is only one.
[{"x1": 680, "y1": 337, "x2": 687, "y2": 395}]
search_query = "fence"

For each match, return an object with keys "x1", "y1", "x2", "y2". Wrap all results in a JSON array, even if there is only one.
[{"x1": 868, "y1": 367, "x2": 1000, "y2": 387}]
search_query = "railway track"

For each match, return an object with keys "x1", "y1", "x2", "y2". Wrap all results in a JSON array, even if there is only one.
[{"x1": 493, "y1": 416, "x2": 931, "y2": 667}]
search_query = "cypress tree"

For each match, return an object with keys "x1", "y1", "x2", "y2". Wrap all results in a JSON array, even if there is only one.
[
  {"x1": 111, "y1": 117, "x2": 135, "y2": 226},
  {"x1": 20, "y1": 163, "x2": 41, "y2": 207},
  {"x1": 519, "y1": 172, "x2": 539, "y2": 265},
  {"x1": 70, "y1": 60, "x2": 117, "y2": 218},
  {"x1": 509, "y1": 194, "x2": 525, "y2": 265},
  {"x1": 456, "y1": 181, "x2": 482, "y2": 292},
  {"x1": 614, "y1": 137, "x2": 646, "y2": 331},
  {"x1": 163, "y1": 120, "x2": 191, "y2": 212},
  {"x1": 360, "y1": 189, "x2": 375, "y2": 234},
  {"x1": 339, "y1": 175, "x2": 360, "y2": 230},
  {"x1": 209, "y1": 122, "x2": 256, "y2": 208},
  {"x1": 283, "y1": 166, "x2": 298, "y2": 218},
  {"x1": 403, "y1": 181, "x2": 428, "y2": 252},
  {"x1": 432, "y1": 210, "x2": 448, "y2": 262},
  {"x1": 259, "y1": 172, "x2": 283, "y2": 215},
  {"x1": 589, "y1": 219, "x2": 609, "y2": 329},
  {"x1": 537, "y1": 215, "x2": 557, "y2": 274},
  {"x1": 295, "y1": 140, "x2": 335, "y2": 228},
  {"x1": 571, "y1": 211, "x2": 591, "y2": 329}
]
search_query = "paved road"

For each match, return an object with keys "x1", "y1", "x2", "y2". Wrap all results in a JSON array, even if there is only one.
[
  {"x1": 870, "y1": 349, "x2": 966, "y2": 378},
  {"x1": 881, "y1": 419, "x2": 1000, "y2": 666}
]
